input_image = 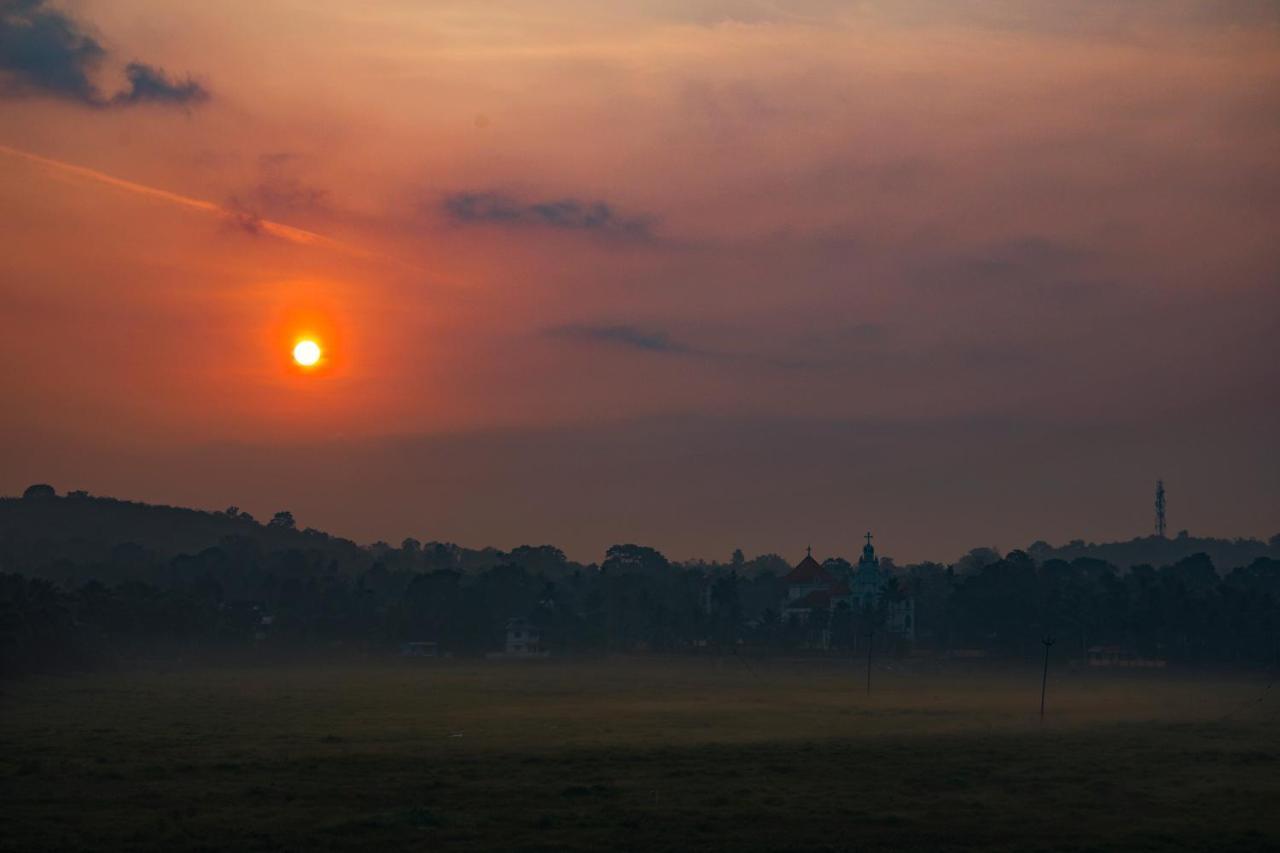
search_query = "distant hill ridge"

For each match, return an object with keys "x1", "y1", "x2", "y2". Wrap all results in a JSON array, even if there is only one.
[
  {"x1": 2, "y1": 486, "x2": 1276, "y2": 578},
  {"x1": 0, "y1": 488, "x2": 368, "y2": 571},
  {"x1": 1025, "y1": 533, "x2": 1279, "y2": 572}
]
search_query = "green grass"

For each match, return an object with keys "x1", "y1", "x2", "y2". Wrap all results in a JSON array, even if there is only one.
[{"x1": 2, "y1": 658, "x2": 1277, "y2": 851}]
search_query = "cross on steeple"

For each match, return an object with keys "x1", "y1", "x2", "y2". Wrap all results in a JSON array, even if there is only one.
[
  {"x1": 806, "y1": 544, "x2": 812, "y2": 557},
  {"x1": 865, "y1": 531, "x2": 873, "y2": 547}
]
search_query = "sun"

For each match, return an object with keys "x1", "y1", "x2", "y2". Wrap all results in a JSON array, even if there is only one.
[{"x1": 292, "y1": 339, "x2": 322, "y2": 367}]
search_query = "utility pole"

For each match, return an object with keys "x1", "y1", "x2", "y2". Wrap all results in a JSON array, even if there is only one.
[
  {"x1": 865, "y1": 629, "x2": 874, "y2": 696},
  {"x1": 1155, "y1": 480, "x2": 1167, "y2": 538},
  {"x1": 1040, "y1": 635, "x2": 1056, "y2": 722}
]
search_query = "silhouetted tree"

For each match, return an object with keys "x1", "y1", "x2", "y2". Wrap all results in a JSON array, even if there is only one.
[
  {"x1": 602, "y1": 544, "x2": 670, "y2": 575},
  {"x1": 268, "y1": 511, "x2": 296, "y2": 530}
]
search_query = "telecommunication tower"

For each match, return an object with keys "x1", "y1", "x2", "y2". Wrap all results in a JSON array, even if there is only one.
[{"x1": 1154, "y1": 480, "x2": 1167, "y2": 538}]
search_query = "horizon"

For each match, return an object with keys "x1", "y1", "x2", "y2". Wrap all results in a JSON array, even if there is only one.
[{"x1": 6, "y1": 481, "x2": 1275, "y2": 569}]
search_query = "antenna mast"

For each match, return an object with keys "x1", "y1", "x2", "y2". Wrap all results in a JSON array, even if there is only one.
[{"x1": 1154, "y1": 480, "x2": 1167, "y2": 538}]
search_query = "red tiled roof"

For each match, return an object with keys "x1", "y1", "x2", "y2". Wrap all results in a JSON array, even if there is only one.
[{"x1": 784, "y1": 554, "x2": 833, "y2": 584}]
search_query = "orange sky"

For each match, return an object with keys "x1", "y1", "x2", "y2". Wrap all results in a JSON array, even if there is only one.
[{"x1": 2, "y1": 1, "x2": 1278, "y2": 562}]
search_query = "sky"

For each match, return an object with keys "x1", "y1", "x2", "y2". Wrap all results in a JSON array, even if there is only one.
[{"x1": 1, "y1": 0, "x2": 1277, "y2": 564}]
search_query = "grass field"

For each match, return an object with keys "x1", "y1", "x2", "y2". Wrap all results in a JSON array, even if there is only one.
[{"x1": 3, "y1": 657, "x2": 1278, "y2": 852}]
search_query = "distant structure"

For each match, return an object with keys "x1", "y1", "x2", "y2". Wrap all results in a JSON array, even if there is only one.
[
  {"x1": 400, "y1": 641, "x2": 439, "y2": 658},
  {"x1": 1086, "y1": 645, "x2": 1167, "y2": 669},
  {"x1": 491, "y1": 617, "x2": 548, "y2": 659},
  {"x1": 780, "y1": 532, "x2": 914, "y2": 644},
  {"x1": 504, "y1": 618, "x2": 541, "y2": 655},
  {"x1": 1155, "y1": 480, "x2": 1167, "y2": 538}
]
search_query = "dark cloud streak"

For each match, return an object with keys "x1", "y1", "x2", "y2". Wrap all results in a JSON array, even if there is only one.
[
  {"x1": 110, "y1": 62, "x2": 208, "y2": 107},
  {"x1": 910, "y1": 236, "x2": 1105, "y2": 305},
  {"x1": 443, "y1": 191, "x2": 653, "y2": 239},
  {"x1": 0, "y1": 0, "x2": 207, "y2": 108},
  {"x1": 548, "y1": 323, "x2": 695, "y2": 355}
]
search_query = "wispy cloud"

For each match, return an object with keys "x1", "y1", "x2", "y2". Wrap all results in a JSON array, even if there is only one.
[
  {"x1": 547, "y1": 323, "x2": 696, "y2": 355},
  {"x1": 911, "y1": 237, "x2": 1101, "y2": 302},
  {"x1": 0, "y1": 0, "x2": 207, "y2": 108},
  {"x1": 227, "y1": 155, "x2": 330, "y2": 228},
  {"x1": 442, "y1": 192, "x2": 653, "y2": 239},
  {"x1": 0, "y1": 144, "x2": 357, "y2": 254}
]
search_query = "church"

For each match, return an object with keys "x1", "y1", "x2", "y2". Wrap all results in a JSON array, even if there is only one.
[{"x1": 781, "y1": 533, "x2": 915, "y2": 641}]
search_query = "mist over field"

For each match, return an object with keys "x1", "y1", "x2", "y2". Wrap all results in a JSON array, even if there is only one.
[
  {"x1": 4, "y1": 660, "x2": 1279, "y2": 852},
  {"x1": 3, "y1": 487, "x2": 1279, "y2": 850}
]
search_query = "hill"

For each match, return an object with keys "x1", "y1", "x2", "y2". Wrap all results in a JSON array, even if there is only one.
[
  {"x1": 0, "y1": 488, "x2": 372, "y2": 585},
  {"x1": 1025, "y1": 532, "x2": 1279, "y2": 571}
]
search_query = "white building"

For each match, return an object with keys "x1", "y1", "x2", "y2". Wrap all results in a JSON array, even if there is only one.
[{"x1": 504, "y1": 618, "x2": 547, "y2": 657}]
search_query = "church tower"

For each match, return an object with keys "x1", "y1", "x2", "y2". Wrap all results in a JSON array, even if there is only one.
[
  {"x1": 858, "y1": 531, "x2": 878, "y2": 569},
  {"x1": 852, "y1": 531, "x2": 882, "y2": 608}
]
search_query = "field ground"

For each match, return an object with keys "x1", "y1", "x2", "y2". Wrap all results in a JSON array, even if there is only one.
[{"x1": 2, "y1": 657, "x2": 1278, "y2": 852}]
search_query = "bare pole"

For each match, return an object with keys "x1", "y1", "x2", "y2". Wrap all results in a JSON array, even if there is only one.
[
  {"x1": 1155, "y1": 480, "x2": 1167, "y2": 538},
  {"x1": 1040, "y1": 635, "x2": 1056, "y2": 722},
  {"x1": 865, "y1": 629, "x2": 873, "y2": 696}
]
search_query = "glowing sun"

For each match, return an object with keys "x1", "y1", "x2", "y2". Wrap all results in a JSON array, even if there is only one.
[{"x1": 292, "y1": 339, "x2": 322, "y2": 367}]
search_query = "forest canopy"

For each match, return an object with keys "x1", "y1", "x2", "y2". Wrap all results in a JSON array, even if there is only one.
[{"x1": 2, "y1": 488, "x2": 1278, "y2": 677}]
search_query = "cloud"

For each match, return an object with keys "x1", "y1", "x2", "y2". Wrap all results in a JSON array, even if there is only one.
[
  {"x1": 911, "y1": 236, "x2": 1101, "y2": 301},
  {"x1": 872, "y1": 0, "x2": 1280, "y2": 39},
  {"x1": 968, "y1": 237, "x2": 1088, "y2": 276},
  {"x1": 442, "y1": 192, "x2": 653, "y2": 239},
  {"x1": 0, "y1": 144, "x2": 373, "y2": 259},
  {"x1": 228, "y1": 156, "x2": 329, "y2": 228},
  {"x1": 639, "y1": 0, "x2": 849, "y2": 27},
  {"x1": 110, "y1": 62, "x2": 208, "y2": 107},
  {"x1": 549, "y1": 320, "x2": 895, "y2": 370},
  {"x1": 0, "y1": 0, "x2": 207, "y2": 107},
  {"x1": 548, "y1": 324, "x2": 695, "y2": 355},
  {"x1": 0, "y1": 0, "x2": 103, "y2": 102},
  {"x1": 256, "y1": 179, "x2": 326, "y2": 213}
]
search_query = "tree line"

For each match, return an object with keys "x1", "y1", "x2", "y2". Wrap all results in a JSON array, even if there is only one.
[
  {"x1": 3, "y1": 489, "x2": 1279, "y2": 676},
  {"x1": 4, "y1": 532, "x2": 1279, "y2": 677}
]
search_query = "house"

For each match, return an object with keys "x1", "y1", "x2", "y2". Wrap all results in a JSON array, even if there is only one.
[
  {"x1": 505, "y1": 618, "x2": 541, "y2": 655},
  {"x1": 486, "y1": 617, "x2": 549, "y2": 659}
]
